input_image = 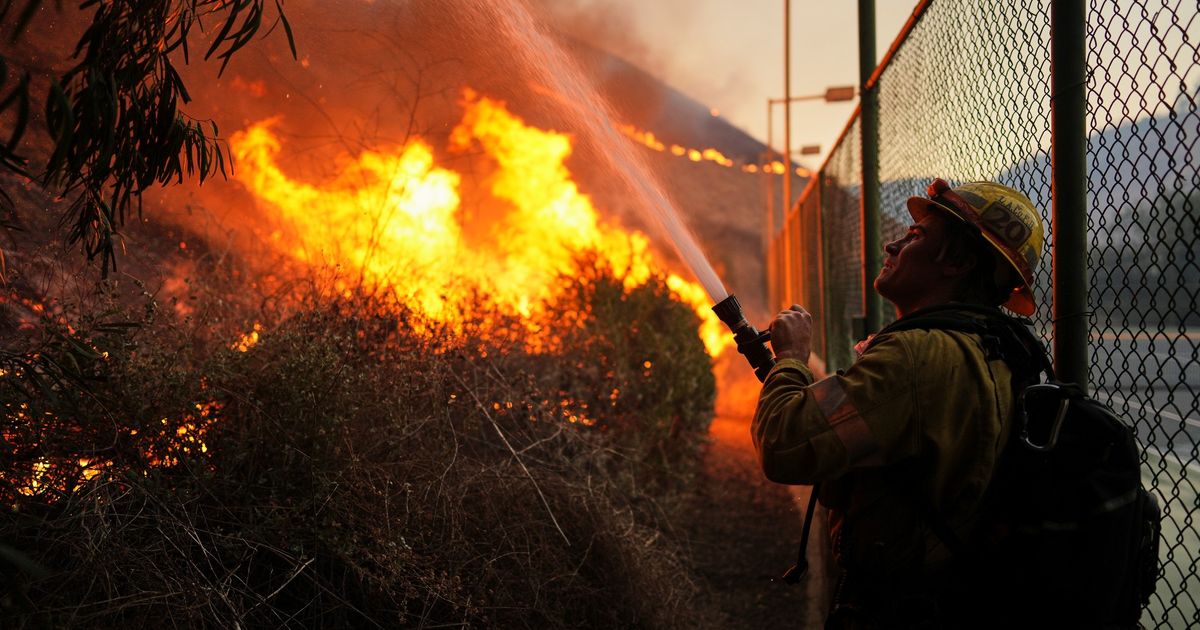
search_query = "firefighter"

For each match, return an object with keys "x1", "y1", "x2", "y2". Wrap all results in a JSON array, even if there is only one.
[{"x1": 753, "y1": 179, "x2": 1045, "y2": 628}]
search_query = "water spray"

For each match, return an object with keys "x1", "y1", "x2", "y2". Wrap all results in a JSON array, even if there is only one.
[
  {"x1": 711, "y1": 294, "x2": 775, "y2": 383},
  {"x1": 469, "y1": 0, "x2": 729, "y2": 304},
  {"x1": 469, "y1": 0, "x2": 779, "y2": 377}
]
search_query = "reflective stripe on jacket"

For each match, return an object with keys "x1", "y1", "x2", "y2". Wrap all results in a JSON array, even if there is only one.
[{"x1": 752, "y1": 326, "x2": 1014, "y2": 580}]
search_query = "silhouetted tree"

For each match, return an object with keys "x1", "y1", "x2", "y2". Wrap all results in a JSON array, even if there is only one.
[{"x1": 0, "y1": 0, "x2": 295, "y2": 274}]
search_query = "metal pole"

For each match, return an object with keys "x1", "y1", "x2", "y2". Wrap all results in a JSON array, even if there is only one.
[
  {"x1": 820, "y1": 174, "x2": 834, "y2": 369},
  {"x1": 858, "y1": 0, "x2": 882, "y2": 334},
  {"x1": 1050, "y1": 0, "x2": 1090, "y2": 391},
  {"x1": 782, "y1": 0, "x2": 793, "y2": 309},
  {"x1": 815, "y1": 178, "x2": 828, "y2": 366},
  {"x1": 783, "y1": 0, "x2": 792, "y2": 224},
  {"x1": 766, "y1": 102, "x2": 776, "y2": 309}
]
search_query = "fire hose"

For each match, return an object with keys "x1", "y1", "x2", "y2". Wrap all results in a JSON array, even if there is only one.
[{"x1": 712, "y1": 294, "x2": 817, "y2": 585}]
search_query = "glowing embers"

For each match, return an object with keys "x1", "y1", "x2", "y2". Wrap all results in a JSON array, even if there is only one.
[
  {"x1": 142, "y1": 401, "x2": 219, "y2": 468},
  {"x1": 4, "y1": 456, "x2": 105, "y2": 500},
  {"x1": 230, "y1": 89, "x2": 729, "y2": 357},
  {"x1": 483, "y1": 396, "x2": 598, "y2": 427},
  {"x1": 0, "y1": 399, "x2": 218, "y2": 506},
  {"x1": 232, "y1": 323, "x2": 264, "y2": 352}
]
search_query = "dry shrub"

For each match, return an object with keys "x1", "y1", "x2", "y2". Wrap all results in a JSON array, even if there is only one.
[{"x1": 0, "y1": 255, "x2": 718, "y2": 628}]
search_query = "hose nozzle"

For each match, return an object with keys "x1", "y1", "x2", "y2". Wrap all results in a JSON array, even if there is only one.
[{"x1": 712, "y1": 294, "x2": 775, "y2": 383}]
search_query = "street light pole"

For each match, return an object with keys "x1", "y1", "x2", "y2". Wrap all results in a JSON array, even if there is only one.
[
  {"x1": 765, "y1": 99, "x2": 777, "y2": 311},
  {"x1": 859, "y1": 0, "x2": 882, "y2": 335},
  {"x1": 784, "y1": 0, "x2": 792, "y2": 224},
  {"x1": 783, "y1": 0, "x2": 792, "y2": 310},
  {"x1": 763, "y1": 85, "x2": 858, "y2": 309},
  {"x1": 768, "y1": 87, "x2": 858, "y2": 108},
  {"x1": 768, "y1": 88, "x2": 858, "y2": 195}
]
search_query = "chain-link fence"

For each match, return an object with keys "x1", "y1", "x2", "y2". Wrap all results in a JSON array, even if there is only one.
[
  {"x1": 794, "y1": 177, "x2": 826, "y2": 364},
  {"x1": 1086, "y1": 1, "x2": 1200, "y2": 624},
  {"x1": 770, "y1": 1, "x2": 1199, "y2": 626},
  {"x1": 817, "y1": 115, "x2": 864, "y2": 372}
]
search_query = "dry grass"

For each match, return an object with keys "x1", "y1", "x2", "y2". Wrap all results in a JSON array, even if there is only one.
[{"x1": 0, "y1": 256, "x2": 718, "y2": 628}]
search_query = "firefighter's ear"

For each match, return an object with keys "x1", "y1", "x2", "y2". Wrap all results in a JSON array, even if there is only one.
[{"x1": 940, "y1": 250, "x2": 976, "y2": 280}]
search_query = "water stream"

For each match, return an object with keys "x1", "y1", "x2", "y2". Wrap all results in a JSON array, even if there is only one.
[{"x1": 461, "y1": 0, "x2": 729, "y2": 303}]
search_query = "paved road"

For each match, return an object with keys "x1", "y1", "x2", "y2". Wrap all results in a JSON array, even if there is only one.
[
  {"x1": 1087, "y1": 333, "x2": 1199, "y2": 466},
  {"x1": 1085, "y1": 332, "x2": 1198, "y2": 628}
]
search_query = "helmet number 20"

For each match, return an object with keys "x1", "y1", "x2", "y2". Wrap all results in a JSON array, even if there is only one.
[{"x1": 980, "y1": 202, "x2": 1032, "y2": 247}]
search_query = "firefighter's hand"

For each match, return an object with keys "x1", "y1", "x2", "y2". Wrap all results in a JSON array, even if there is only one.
[{"x1": 769, "y1": 304, "x2": 812, "y2": 363}]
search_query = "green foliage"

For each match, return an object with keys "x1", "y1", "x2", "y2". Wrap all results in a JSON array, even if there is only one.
[
  {"x1": 0, "y1": 0, "x2": 295, "y2": 274},
  {"x1": 547, "y1": 255, "x2": 716, "y2": 475},
  {"x1": 0, "y1": 259, "x2": 719, "y2": 628}
]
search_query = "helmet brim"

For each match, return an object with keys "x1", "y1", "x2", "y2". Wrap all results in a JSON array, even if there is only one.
[{"x1": 907, "y1": 196, "x2": 968, "y2": 224}]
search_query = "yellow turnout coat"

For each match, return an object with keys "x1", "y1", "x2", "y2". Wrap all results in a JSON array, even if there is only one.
[{"x1": 753, "y1": 325, "x2": 1015, "y2": 584}]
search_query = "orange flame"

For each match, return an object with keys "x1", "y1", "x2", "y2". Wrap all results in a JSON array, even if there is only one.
[
  {"x1": 1, "y1": 398, "x2": 215, "y2": 504},
  {"x1": 232, "y1": 322, "x2": 263, "y2": 352},
  {"x1": 617, "y1": 123, "x2": 812, "y2": 177},
  {"x1": 231, "y1": 89, "x2": 728, "y2": 356},
  {"x1": 619, "y1": 124, "x2": 734, "y2": 167},
  {"x1": 0, "y1": 299, "x2": 216, "y2": 502}
]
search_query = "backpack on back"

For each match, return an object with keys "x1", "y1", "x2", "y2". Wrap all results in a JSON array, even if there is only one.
[{"x1": 876, "y1": 304, "x2": 1162, "y2": 626}]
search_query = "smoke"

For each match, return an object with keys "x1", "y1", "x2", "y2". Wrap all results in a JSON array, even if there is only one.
[
  {"x1": 525, "y1": 0, "x2": 700, "y2": 95},
  {"x1": 527, "y1": 0, "x2": 661, "y2": 75}
]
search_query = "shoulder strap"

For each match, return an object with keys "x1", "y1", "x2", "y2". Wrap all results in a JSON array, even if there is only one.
[{"x1": 868, "y1": 303, "x2": 1053, "y2": 383}]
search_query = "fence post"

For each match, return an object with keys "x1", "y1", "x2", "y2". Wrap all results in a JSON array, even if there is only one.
[
  {"x1": 820, "y1": 176, "x2": 835, "y2": 369},
  {"x1": 1050, "y1": 0, "x2": 1090, "y2": 391},
  {"x1": 858, "y1": 0, "x2": 883, "y2": 335}
]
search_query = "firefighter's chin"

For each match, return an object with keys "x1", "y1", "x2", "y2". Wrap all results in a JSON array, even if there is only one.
[{"x1": 873, "y1": 264, "x2": 893, "y2": 294}]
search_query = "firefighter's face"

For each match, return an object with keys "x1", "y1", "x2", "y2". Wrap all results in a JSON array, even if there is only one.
[{"x1": 874, "y1": 212, "x2": 954, "y2": 312}]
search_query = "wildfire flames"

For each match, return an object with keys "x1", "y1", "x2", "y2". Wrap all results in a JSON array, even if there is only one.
[
  {"x1": 617, "y1": 123, "x2": 810, "y2": 177},
  {"x1": 0, "y1": 286, "x2": 220, "y2": 506},
  {"x1": 230, "y1": 89, "x2": 729, "y2": 356},
  {"x1": 1, "y1": 409, "x2": 218, "y2": 506},
  {"x1": 2, "y1": 90, "x2": 737, "y2": 505},
  {"x1": 619, "y1": 124, "x2": 736, "y2": 167}
]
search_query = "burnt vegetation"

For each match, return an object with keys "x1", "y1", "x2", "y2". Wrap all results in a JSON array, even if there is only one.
[
  {"x1": 0, "y1": 3, "x2": 732, "y2": 627},
  {"x1": 0, "y1": 257, "x2": 718, "y2": 628}
]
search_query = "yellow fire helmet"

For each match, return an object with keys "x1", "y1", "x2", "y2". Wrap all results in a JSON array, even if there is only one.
[{"x1": 906, "y1": 178, "x2": 1045, "y2": 316}]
